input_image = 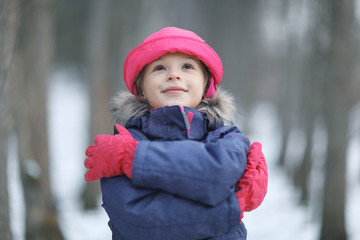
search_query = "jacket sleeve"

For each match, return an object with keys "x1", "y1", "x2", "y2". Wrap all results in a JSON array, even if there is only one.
[
  {"x1": 101, "y1": 176, "x2": 240, "y2": 240},
  {"x1": 131, "y1": 126, "x2": 250, "y2": 206}
]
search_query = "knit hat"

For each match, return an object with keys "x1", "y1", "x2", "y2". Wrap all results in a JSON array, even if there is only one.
[{"x1": 123, "y1": 27, "x2": 223, "y2": 98}]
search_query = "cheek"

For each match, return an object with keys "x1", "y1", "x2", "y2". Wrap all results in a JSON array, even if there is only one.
[
  {"x1": 196, "y1": 77, "x2": 207, "y2": 95},
  {"x1": 142, "y1": 76, "x2": 155, "y2": 96}
]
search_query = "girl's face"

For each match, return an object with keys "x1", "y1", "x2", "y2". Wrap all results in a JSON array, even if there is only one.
[{"x1": 141, "y1": 52, "x2": 206, "y2": 109}]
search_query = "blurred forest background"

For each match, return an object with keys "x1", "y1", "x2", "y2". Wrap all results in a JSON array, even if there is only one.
[{"x1": 1, "y1": 0, "x2": 360, "y2": 239}]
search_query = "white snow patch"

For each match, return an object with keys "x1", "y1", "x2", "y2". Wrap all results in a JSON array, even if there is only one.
[
  {"x1": 47, "y1": 69, "x2": 111, "y2": 240},
  {"x1": 8, "y1": 133, "x2": 25, "y2": 240}
]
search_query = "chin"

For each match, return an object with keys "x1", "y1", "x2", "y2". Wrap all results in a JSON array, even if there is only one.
[{"x1": 151, "y1": 100, "x2": 200, "y2": 109}]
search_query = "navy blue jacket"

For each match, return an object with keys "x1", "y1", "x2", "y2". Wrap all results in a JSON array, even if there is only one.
[{"x1": 101, "y1": 106, "x2": 250, "y2": 239}]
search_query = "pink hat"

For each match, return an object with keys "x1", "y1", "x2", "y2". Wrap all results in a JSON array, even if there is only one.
[{"x1": 123, "y1": 27, "x2": 223, "y2": 98}]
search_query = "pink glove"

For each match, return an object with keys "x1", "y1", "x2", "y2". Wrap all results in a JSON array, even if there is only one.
[
  {"x1": 236, "y1": 142, "x2": 268, "y2": 219},
  {"x1": 84, "y1": 124, "x2": 138, "y2": 182}
]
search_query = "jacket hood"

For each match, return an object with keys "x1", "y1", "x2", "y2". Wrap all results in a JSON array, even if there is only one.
[{"x1": 110, "y1": 88, "x2": 236, "y2": 126}]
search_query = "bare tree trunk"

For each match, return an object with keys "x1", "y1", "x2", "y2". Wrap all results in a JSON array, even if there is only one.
[
  {"x1": 0, "y1": 0, "x2": 20, "y2": 239},
  {"x1": 0, "y1": 129, "x2": 11, "y2": 240},
  {"x1": 295, "y1": 30, "x2": 319, "y2": 205},
  {"x1": 0, "y1": 123, "x2": 11, "y2": 240},
  {"x1": 320, "y1": 0, "x2": 354, "y2": 239},
  {"x1": 11, "y1": 0, "x2": 63, "y2": 239},
  {"x1": 81, "y1": 0, "x2": 146, "y2": 210},
  {"x1": 294, "y1": 125, "x2": 313, "y2": 204},
  {"x1": 321, "y1": 107, "x2": 348, "y2": 240},
  {"x1": 81, "y1": 0, "x2": 113, "y2": 210},
  {"x1": 0, "y1": 122, "x2": 11, "y2": 240}
]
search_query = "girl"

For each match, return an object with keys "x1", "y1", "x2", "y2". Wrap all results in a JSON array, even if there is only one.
[{"x1": 84, "y1": 27, "x2": 268, "y2": 240}]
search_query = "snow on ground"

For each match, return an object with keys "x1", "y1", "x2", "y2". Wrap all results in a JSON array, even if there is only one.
[
  {"x1": 47, "y1": 70, "x2": 112, "y2": 240},
  {"x1": 346, "y1": 104, "x2": 360, "y2": 240},
  {"x1": 8, "y1": 69, "x2": 360, "y2": 239},
  {"x1": 245, "y1": 102, "x2": 319, "y2": 240},
  {"x1": 8, "y1": 133, "x2": 25, "y2": 240},
  {"x1": 245, "y1": 166, "x2": 320, "y2": 240}
]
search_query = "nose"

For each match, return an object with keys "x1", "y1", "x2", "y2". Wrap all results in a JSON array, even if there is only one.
[{"x1": 167, "y1": 70, "x2": 181, "y2": 81}]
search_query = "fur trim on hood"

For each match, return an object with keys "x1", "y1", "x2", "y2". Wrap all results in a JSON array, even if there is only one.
[{"x1": 110, "y1": 88, "x2": 236, "y2": 126}]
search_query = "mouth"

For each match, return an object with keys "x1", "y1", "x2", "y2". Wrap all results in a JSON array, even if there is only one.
[{"x1": 161, "y1": 87, "x2": 188, "y2": 94}]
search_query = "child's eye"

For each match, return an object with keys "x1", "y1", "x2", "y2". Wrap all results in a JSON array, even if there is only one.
[
  {"x1": 183, "y1": 64, "x2": 194, "y2": 70},
  {"x1": 153, "y1": 65, "x2": 165, "y2": 71}
]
